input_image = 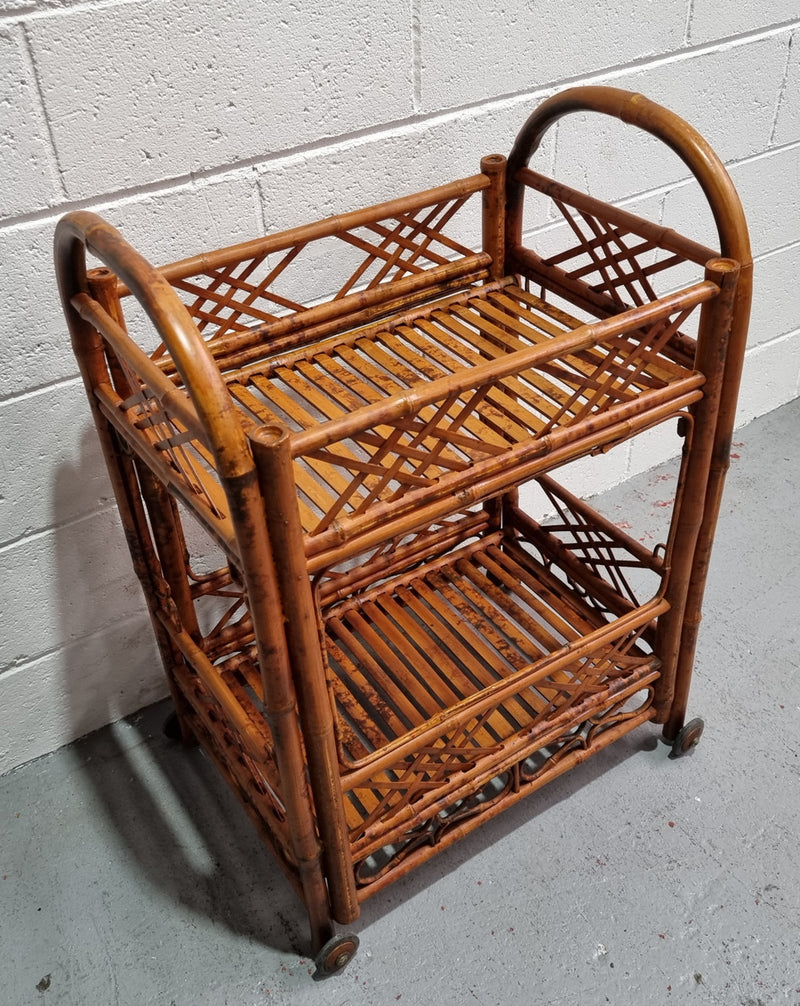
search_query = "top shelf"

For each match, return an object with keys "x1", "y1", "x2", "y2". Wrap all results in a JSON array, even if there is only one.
[
  {"x1": 76, "y1": 153, "x2": 737, "y2": 573},
  {"x1": 238, "y1": 275, "x2": 714, "y2": 570}
]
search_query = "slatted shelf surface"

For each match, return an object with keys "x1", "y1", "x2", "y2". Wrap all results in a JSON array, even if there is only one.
[
  {"x1": 209, "y1": 519, "x2": 659, "y2": 846},
  {"x1": 225, "y1": 281, "x2": 700, "y2": 538},
  {"x1": 318, "y1": 528, "x2": 656, "y2": 833}
]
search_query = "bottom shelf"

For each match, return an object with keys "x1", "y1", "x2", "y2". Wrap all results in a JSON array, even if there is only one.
[
  {"x1": 173, "y1": 480, "x2": 671, "y2": 900},
  {"x1": 348, "y1": 668, "x2": 658, "y2": 894},
  {"x1": 319, "y1": 504, "x2": 667, "y2": 888},
  {"x1": 325, "y1": 529, "x2": 657, "y2": 763}
]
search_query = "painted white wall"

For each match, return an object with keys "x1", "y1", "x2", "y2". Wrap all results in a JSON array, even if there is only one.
[{"x1": 2, "y1": 0, "x2": 798, "y2": 774}]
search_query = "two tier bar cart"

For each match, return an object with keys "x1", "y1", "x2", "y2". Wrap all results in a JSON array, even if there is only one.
[{"x1": 55, "y1": 87, "x2": 751, "y2": 977}]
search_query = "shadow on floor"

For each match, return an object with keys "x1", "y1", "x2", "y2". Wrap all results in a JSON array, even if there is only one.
[{"x1": 68, "y1": 691, "x2": 664, "y2": 956}]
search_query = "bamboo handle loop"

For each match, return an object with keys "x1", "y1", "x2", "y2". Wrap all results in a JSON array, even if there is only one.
[
  {"x1": 506, "y1": 85, "x2": 751, "y2": 267},
  {"x1": 54, "y1": 210, "x2": 252, "y2": 482}
]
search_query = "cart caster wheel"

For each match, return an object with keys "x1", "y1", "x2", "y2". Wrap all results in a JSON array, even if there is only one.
[
  {"x1": 312, "y1": 933, "x2": 359, "y2": 981},
  {"x1": 163, "y1": 711, "x2": 182, "y2": 740},
  {"x1": 670, "y1": 717, "x2": 704, "y2": 758}
]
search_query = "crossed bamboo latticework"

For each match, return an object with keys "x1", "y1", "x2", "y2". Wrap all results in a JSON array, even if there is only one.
[{"x1": 55, "y1": 86, "x2": 751, "y2": 974}]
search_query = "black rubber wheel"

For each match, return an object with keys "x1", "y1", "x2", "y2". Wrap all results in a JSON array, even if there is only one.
[
  {"x1": 312, "y1": 933, "x2": 359, "y2": 980},
  {"x1": 670, "y1": 717, "x2": 704, "y2": 758},
  {"x1": 163, "y1": 711, "x2": 182, "y2": 740}
]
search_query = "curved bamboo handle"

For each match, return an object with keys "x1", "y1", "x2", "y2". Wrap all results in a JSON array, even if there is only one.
[
  {"x1": 54, "y1": 210, "x2": 253, "y2": 481},
  {"x1": 506, "y1": 85, "x2": 751, "y2": 266},
  {"x1": 505, "y1": 87, "x2": 754, "y2": 737}
]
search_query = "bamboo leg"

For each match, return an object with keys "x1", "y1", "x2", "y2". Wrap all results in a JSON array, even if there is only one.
[
  {"x1": 221, "y1": 463, "x2": 341, "y2": 953},
  {"x1": 61, "y1": 234, "x2": 335, "y2": 949},
  {"x1": 135, "y1": 463, "x2": 202, "y2": 644},
  {"x1": 86, "y1": 267, "x2": 200, "y2": 741},
  {"x1": 61, "y1": 276, "x2": 191, "y2": 742},
  {"x1": 652, "y1": 259, "x2": 739, "y2": 726},
  {"x1": 86, "y1": 404, "x2": 198, "y2": 743},
  {"x1": 250, "y1": 424, "x2": 359, "y2": 927},
  {"x1": 663, "y1": 274, "x2": 753, "y2": 740}
]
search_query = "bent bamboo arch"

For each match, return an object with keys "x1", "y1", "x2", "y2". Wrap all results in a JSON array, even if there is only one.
[{"x1": 507, "y1": 85, "x2": 752, "y2": 738}]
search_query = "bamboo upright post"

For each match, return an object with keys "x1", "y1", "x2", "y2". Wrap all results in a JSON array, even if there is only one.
[
  {"x1": 505, "y1": 85, "x2": 752, "y2": 740},
  {"x1": 651, "y1": 258, "x2": 740, "y2": 720},
  {"x1": 250, "y1": 424, "x2": 359, "y2": 928},
  {"x1": 481, "y1": 154, "x2": 507, "y2": 280}
]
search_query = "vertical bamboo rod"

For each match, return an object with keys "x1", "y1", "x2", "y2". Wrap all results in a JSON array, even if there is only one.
[
  {"x1": 135, "y1": 461, "x2": 203, "y2": 644},
  {"x1": 250, "y1": 424, "x2": 359, "y2": 926},
  {"x1": 109, "y1": 446, "x2": 199, "y2": 745},
  {"x1": 652, "y1": 258, "x2": 739, "y2": 723},
  {"x1": 663, "y1": 271, "x2": 753, "y2": 739},
  {"x1": 59, "y1": 241, "x2": 198, "y2": 743},
  {"x1": 481, "y1": 154, "x2": 507, "y2": 280},
  {"x1": 500, "y1": 85, "x2": 752, "y2": 742},
  {"x1": 87, "y1": 266, "x2": 134, "y2": 396},
  {"x1": 90, "y1": 262, "x2": 203, "y2": 648},
  {"x1": 221, "y1": 461, "x2": 338, "y2": 952}
]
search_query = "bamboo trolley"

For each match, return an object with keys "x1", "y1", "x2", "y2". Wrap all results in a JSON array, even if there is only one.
[{"x1": 55, "y1": 87, "x2": 751, "y2": 977}]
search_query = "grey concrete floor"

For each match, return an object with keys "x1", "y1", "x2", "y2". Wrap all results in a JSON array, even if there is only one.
[{"x1": 3, "y1": 399, "x2": 800, "y2": 1006}]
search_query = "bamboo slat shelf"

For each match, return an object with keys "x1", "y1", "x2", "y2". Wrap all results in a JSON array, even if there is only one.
[{"x1": 55, "y1": 86, "x2": 751, "y2": 978}]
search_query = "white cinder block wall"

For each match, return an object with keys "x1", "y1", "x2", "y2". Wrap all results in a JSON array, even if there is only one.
[{"x1": 2, "y1": 1, "x2": 798, "y2": 774}]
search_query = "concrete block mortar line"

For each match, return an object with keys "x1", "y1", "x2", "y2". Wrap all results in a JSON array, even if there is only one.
[
  {"x1": 0, "y1": 368, "x2": 82, "y2": 408},
  {"x1": 0, "y1": 605, "x2": 149, "y2": 681},
  {"x1": 18, "y1": 19, "x2": 68, "y2": 202},
  {"x1": 0, "y1": 372, "x2": 82, "y2": 409},
  {"x1": 552, "y1": 17, "x2": 798, "y2": 98},
  {"x1": 752, "y1": 234, "x2": 800, "y2": 265},
  {"x1": 621, "y1": 134, "x2": 800, "y2": 210},
  {"x1": 0, "y1": 160, "x2": 258, "y2": 233},
  {"x1": 0, "y1": 497, "x2": 120, "y2": 556},
  {"x1": 3, "y1": 20, "x2": 798, "y2": 234},
  {"x1": 744, "y1": 322, "x2": 800, "y2": 356},
  {"x1": 739, "y1": 329, "x2": 800, "y2": 421},
  {"x1": 411, "y1": 0, "x2": 422, "y2": 112},
  {"x1": 252, "y1": 166, "x2": 269, "y2": 240},
  {"x1": 769, "y1": 28, "x2": 796, "y2": 146},
  {"x1": 0, "y1": 0, "x2": 140, "y2": 26},
  {"x1": 0, "y1": 1, "x2": 59, "y2": 22},
  {"x1": 728, "y1": 133, "x2": 796, "y2": 166},
  {"x1": 683, "y1": 0, "x2": 696, "y2": 47},
  {"x1": 546, "y1": 113, "x2": 559, "y2": 182}
]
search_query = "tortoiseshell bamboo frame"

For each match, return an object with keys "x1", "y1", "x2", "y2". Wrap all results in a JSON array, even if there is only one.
[{"x1": 54, "y1": 87, "x2": 751, "y2": 973}]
